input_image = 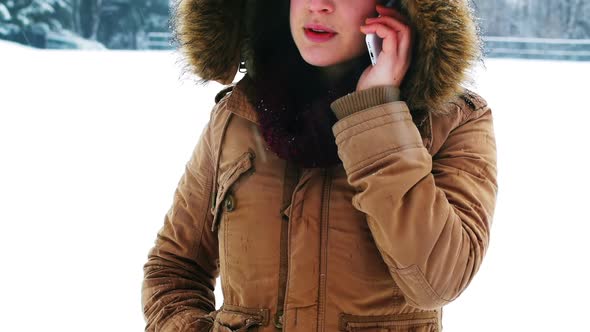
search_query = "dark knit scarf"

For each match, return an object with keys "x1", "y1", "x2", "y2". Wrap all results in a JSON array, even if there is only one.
[{"x1": 243, "y1": 49, "x2": 370, "y2": 168}]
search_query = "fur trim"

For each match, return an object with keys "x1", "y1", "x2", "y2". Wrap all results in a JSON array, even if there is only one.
[
  {"x1": 172, "y1": 0, "x2": 244, "y2": 84},
  {"x1": 401, "y1": 0, "x2": 483, "y2": 114},
  {"x1": 173, "y1": 0, "x2": 483, "y2": 114}
]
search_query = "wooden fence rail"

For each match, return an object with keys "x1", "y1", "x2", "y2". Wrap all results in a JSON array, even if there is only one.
[
  {"x1": 142, "y1": 32, "x2": 590, "y2": 61},
  {"x1": 483, "y1": 36, "x2": 590, "y2": 61}
]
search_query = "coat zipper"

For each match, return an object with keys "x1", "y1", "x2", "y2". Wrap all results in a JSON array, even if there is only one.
[
  {"x1": 275, "y1": 161, "x2": 300, "y2": 330},
  {"x1": 278, "y1": 168, "x2": 331, "y2": 331},
  {"x1": 279, "y1": 172, "x2": 303, "y2": 331},
  {"x1": 317, "y1": 168, "x2": 332, "y2": 332}
]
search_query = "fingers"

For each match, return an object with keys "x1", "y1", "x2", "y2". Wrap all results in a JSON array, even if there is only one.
[
  {"x1": 360, "y1": 23, "x2": 398, "y2": 55},
  {"x1": 365, "y1": 15, "x2": 411, "y2": 42},
  {"x1": 362, "y1": 16, "x2": 411, "y2": 59},
  {"x1": 372, "y1": 5, "x2": 412, "y2": 51},
  {"x1": 357, "y1": 6, "x2": 412, "y2": 88}
]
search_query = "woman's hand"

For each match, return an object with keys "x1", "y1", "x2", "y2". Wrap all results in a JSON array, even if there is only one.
[{"x1": 357, "y1": 4, "x2": 413, "y2": 92}]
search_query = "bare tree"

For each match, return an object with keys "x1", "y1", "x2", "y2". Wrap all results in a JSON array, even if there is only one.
[
  {"x1": 71, "y1": 0, "x2": 81, "y2": 35},
  {"x1": 79, "y1": 0, "x2": 102, "y2": 40},
  {"x1": 472, "y1": 0, "x2": 590, "y2": 38}
]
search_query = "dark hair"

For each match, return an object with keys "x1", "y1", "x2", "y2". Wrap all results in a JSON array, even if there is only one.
[{"x1": 241, "y1": 16, "x2": 371, "y2": 168}]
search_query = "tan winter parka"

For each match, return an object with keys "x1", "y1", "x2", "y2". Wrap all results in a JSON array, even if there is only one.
[{"x1": 142, "y1": 0, "x2": 498, "y2": 331}]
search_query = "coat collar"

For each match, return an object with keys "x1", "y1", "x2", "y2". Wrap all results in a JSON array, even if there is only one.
[{"x1": 226, "y1": 77, "x2": 260, "y2": 125}]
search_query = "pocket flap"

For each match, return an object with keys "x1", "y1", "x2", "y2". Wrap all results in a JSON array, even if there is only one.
[
  {"x1": 339, "y1": 311, "x2": 440, "y2": 331},
  {"x1": 212, "y1": 304, "x2": 270, "y2": 331},
  {"x1": 210, "y1": 150, "x2": 255, "y2": 232}
]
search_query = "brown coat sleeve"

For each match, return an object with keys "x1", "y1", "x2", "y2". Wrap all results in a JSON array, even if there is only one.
[
  {"x1": 142, "y1": 112, "x2": 220, "y2": 331},
  {"x1": 331, "y1": 98, "x2": 498, "y2": 310}
]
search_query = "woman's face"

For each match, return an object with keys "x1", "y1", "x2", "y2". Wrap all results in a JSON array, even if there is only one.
[{"x1": 290, "y1": 0, "x2": 380, "y2": 67}]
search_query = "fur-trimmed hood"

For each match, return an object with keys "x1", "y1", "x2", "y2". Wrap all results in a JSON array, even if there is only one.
[{"x1": 172, "y1": 0, "x2": 483, "y2": 114}]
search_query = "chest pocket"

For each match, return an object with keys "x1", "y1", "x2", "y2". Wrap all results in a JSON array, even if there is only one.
[{"x1": 210, "y1": 150, "x2": 255, "y2": 232}]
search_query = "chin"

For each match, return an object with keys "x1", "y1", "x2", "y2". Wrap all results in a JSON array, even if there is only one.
[
  {"x1": 300, "y1": 51, "x2": 354, "y2": 67},
  {"x1": 302, "y1": 55, "x2": 337, "y2": 67},
  {"x1": 298, "y1": 46, "x2": 365, "y2": 68}
]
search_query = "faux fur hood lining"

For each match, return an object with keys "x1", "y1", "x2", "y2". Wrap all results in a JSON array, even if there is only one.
[{"x1": 173, "y1": 0, "x2": 483, "y2": 115}]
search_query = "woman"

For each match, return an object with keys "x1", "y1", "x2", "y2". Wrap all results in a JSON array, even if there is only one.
[{"x1": 142, "y1": 0, "x2": 497, "y2": 331}]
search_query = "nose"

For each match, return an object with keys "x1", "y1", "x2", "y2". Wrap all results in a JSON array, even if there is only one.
[{"x1": 307, "y1": 0, "x2": 334, "y2": 14}]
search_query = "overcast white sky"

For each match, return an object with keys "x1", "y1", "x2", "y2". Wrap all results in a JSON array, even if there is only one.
[{"x1": 1, "y1": 40, "x2": 589, "y2": 331}]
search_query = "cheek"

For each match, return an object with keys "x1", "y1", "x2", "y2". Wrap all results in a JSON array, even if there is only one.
[
  {"x1": 348, "y1": 6, "x2": 377, "y2": 34},
  {"x1": 359, "y1": 1, "x2": 379, "y2": 20},
  {"x1": 290, "y1": 0, "x2": 302, "y2": 21},
  {"x1": 289, "y1": 1, "x2": 302, "y2": 34}
]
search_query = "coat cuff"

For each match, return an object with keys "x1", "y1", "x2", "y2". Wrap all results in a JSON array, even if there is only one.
[
  {"x1": 330, "y1": 85, "x2": 401, "y2": 120},
  {"x1": 332, "y1": 102, "x2": 424, "y2": 174}
]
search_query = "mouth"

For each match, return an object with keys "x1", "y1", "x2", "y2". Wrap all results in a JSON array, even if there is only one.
[
  {"x1": 304, "y1": 23, "x2": 336, "y2": 33},
  {"x1": 303, "y1": 24, "x2": 337, "y2": 43}
]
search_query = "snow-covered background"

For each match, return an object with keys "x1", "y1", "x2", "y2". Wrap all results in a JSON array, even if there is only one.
[{"x1": 1, "y1": 40, "x2": 589, "y2": 331}]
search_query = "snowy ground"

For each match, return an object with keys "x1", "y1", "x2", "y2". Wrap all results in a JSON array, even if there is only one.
[{"x1": 1, "y1": 40, "x2": 589, "y2": 331}]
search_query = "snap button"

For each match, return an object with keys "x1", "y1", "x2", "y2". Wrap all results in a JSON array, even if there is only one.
[
  {"x1": 223, "y1": 193, "x2": 236, "y2": 212},
  {"x1": 274, "y1": 311, "x2": 283, "y2": 329}
]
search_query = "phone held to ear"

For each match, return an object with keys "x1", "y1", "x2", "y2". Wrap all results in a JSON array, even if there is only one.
[{"x1": 366, "y1": 0, "x2": 396, "y2": 66}]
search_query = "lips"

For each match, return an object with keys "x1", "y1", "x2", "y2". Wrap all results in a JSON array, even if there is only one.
[
  {"x1": 304, "y1": 23, "x2": 336, "y2": 33},
  {"x1": 303, "y1": 24, "x2": 337, "y2": 43}
]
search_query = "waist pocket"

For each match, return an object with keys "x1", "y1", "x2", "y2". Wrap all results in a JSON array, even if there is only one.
[
  {"x1": 211, "y1": 304, "x2": 270, "y2": 332},
  {"x1": 339, "y1": 311, "x2": 440, "y2": 332}
]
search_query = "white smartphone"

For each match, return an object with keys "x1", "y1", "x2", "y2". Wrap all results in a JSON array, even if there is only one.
[{"x1": 366, "y1": 0, "x2": 396, "y2": 66}]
